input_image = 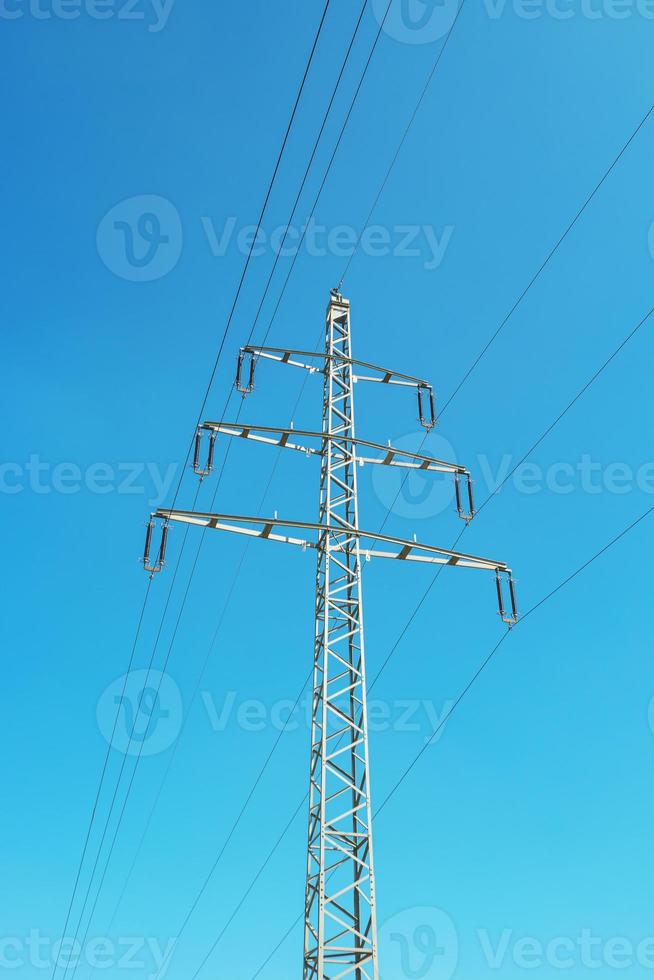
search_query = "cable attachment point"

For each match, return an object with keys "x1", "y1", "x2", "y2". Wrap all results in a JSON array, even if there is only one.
[
  {"x1": 193, "y1": 427, "x2": 216, "y2": 480},
  {"x1": 495, "y1": 569, "x2": 518, "y2": 627},
  {"x1": 417, "y1": 384, "x2": 436, "y2": 430},
  {"x1": 235, "y1": 348, "x2": 256, "y2": 395},
  {"x1": 142, "y1": 516, "x2": 168, "y2": 577},
  {"x1": 454, "y1": 471, "x2": 475, "y2": 523}
]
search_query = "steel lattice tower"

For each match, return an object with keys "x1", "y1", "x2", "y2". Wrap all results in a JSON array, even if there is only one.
[
  {"x1": 144, "y1": 289, "x2": 518, "y2": 980},
  {"x1": 303, "y1": 293, "x2": 378, "y2": 979}
]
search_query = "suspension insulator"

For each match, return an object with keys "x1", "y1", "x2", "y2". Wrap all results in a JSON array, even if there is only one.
[
  {"x1": 193, "y1": 429, "x2": 216, "y2": 479},
  {"x1": 158, "y1": 524, "x2": 169, "y2": 566},
  {"x1": 235, "y1": 349, "x2": 256, "y2": 395},
  {"x1": 495, "y1": 569, "x2": 518, "y2": 627},
  {"x1": 508, "y1": 575, "x2": 518, "y2": 622},
  {"x1": 207, "y1": 431, "x2": 216, "y2": 472},
  {"x1": 193, "y1": 431, "x2": 201, "y2": 472},
  {"x1": 417, "y1": 385, "x2": 436, "y2": 430},
  {"x1": 143, "y1": 517, "x2": 168, "y2": 576},
  {"x1": 143, "y1": 519, "x2": 154, "y2": 567},
  {"x1": 455, "y1": 472, "x2": 475, "y2": 523}
]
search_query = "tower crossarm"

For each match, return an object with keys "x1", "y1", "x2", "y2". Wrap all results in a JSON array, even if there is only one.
[
  {"x1": 153, "y1": 509, "x2": 511, "y2": 574},
  {"x1": 240, "y1": 344, "x2": 431, "y2": 389},
  {"x1": 197, "y1": 422, "x2": 467, "y2": 475},
  {"x1": 236, "y1": 339, "x2": 437, "y2": 430}
]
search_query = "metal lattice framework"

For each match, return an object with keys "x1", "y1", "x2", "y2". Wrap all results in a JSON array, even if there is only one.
[
  {"x1": 143, "y1": 290, "x2": 518, "y2": 980},
  {"x1": 303, "y1": 293, "x2": 377, "y2": 979}
]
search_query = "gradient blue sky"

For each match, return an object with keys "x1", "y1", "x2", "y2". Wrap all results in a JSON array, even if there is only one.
[{"x1": 4, "y1": 2, "x2": 654, "y2": 979}]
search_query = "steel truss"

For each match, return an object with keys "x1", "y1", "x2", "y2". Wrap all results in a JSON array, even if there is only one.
[{"x1": 142, "y1": 290, "x2": 518, "y2": 980}]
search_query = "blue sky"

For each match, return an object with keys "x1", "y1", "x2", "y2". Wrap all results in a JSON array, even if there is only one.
[{"x1": 3, "y1": 1, "x2": 654, "y2": 978}]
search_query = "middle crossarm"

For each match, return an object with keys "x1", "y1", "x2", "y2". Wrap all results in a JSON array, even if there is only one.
[{"x1": 197, "y1": 421, "x2": 467, "y2": 475}]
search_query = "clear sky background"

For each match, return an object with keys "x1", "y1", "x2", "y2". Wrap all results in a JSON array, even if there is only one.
[{"x1": 3, "y1": 1, "x2": 654, "y2": 979}]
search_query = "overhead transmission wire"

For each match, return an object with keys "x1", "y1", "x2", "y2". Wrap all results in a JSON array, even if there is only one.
[
  {"x1": 84, "y1": 1, "x2": 654, "y2": 966},
  {"x1": 60, "y1": 495, "x2": 201, "y2": 980},
  {"x1": 438, "y1": 100, "x2": 654, "y2": 417},
  {"x1": 198, "y1": 294, "x2": 654, "y2": 979},
  {"x1": 375, "y1": 498, "x2": 654, "y2": 811},
  {"x1": 132, "y1": 14, "x2": 473, "y2": 929},
  {"x1": 250, "y1": 496, "x2": 654, "y2": 978},
  {"x1": 74, "y1": 0, "x2": 397, "y2": 959},
  {"x1": 53, "y1": 3, "x2": 333, "y2": 973},
  {"x1": 96, "y1": 0, "x2": 402, "y2": 966},
  {"x1": 137, "y1": 61, "x2": 654, "y2": 980},
  {"x1": 49, "y1": 579, "x2": 153, "y2": 980},
  {"x1": 337, "y1": 0, "x2": 468, "y2": 289},
  {"x1": 363, "y1": 301, "x2": 654, "y2": 693},
  {"x1": 97, "y1": 372, "x2": 318, "y2": 949},
  {"x1": 108, "y1": 6, "x2": 513, "y2": 966},
  {"x1": 181, "y1": 39, "x2": 654, "y2": 980},
  {"x1": 248, "y1": 298, "x2": 654, "y2": 969},
  {"x1": 368, "y1": 96, "x2": 654, "y2": 541}
]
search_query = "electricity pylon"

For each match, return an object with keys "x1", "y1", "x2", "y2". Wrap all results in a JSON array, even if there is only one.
[{"x1": 143, "y1": 289, "x2": 518, "y2": 980}]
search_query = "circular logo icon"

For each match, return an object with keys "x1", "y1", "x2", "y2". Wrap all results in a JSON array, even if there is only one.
[
  {"x1": 96, "y1": 194, "x2": 182, "y2": 282},
  {"x1": 379, "y1": 906, "x2": 459, "y2": 980},
  {"x1": 372, "y1": 431, "x2": 458, "y2": 521},
  {"x1": 97, "y1": 669, "x2": 182, "y2": 757},
  {"x1": 372, "y1": 0, "x2": 459, "y2": 45}
]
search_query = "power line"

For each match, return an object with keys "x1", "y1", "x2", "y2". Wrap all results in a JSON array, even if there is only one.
[
  {"x1": 199, "y1": 294, "x2": 654, "y2": 975},
  {"x1": 190, "y1": 795, "x2": 308, "y2": 980},
  {"x1": 80, "y1": 0, "x2": 401, "y2": 957},
  {"x1": 78, "y1": 0, "x2": 393, "y2": 938},
  {"x1": 63, "y1": 488, "x2": 204, "y2": 980},
  {"x1": 53, "y1": 4, "x2": 333, "y2": 970},
  {"x1": 156, "y1": 673, "x2": 312, "y2": 969},
  {"x1": 51, "y1": 580, "x2": 152, "y2": 980},
  {"x1": 250, "y1": 498, "x2": 654, "y2": 977},
  {"x1": 163, "y1": 0, "x2": 334, "y2": 516},
  {"x1": 377, "y1": 499, "x2": 654, "y2": 812},
  {"x1": 373, "y1": 100, "x2": 654, "y2": 538},
  {"x1": 95, "y1": 367, "x2": 318, "y2": 949},
  {"x1": 368, "y1": 301, "x2": 654, "y2": 692},
  {"x1": 338, "y1": 0, "x2": 468, "y2": 289},
  {"x1": 128, "y1": 33, "x2": 654, "y2": 980},
  {"x1": 439, "y1": 101, "x2": 654, "y2": 416},
  {"x1": 253, "y1": 0, "x2": 396, "y2": 343},
  {"x1": 235, "y1": 0, "x2": 370, "y2": 353}
]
